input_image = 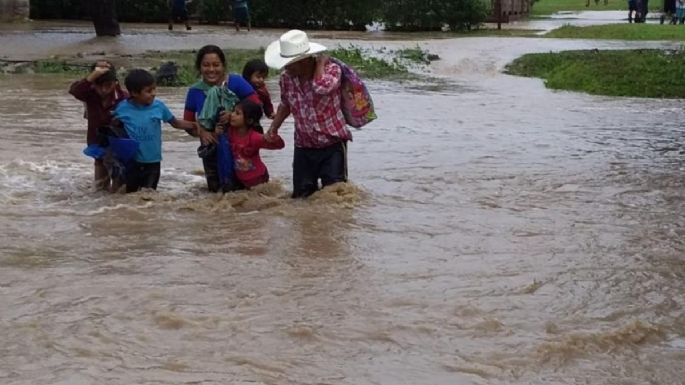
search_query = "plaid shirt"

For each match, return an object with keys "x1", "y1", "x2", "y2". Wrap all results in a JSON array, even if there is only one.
[{"x1": 279, "y1": 61, "x2": 352, "y2": 149}]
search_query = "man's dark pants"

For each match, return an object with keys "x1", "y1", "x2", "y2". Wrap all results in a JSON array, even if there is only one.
[{"x1": 292, "y1": 141, "x2": 348, "y2": 198}]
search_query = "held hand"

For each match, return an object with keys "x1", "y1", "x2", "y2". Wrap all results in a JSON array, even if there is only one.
[
  {"x1": 198, "y1": 128, "x2": 217, "y2": 145},
  {"x1": 265, "y1": 127, "x2": 278, "y2": 142},
  {"x1": 185, "y1": 123, "x2": 199, "y2": 137},
  {"x1": 218, "y1": 110, "x2": 231, "y2": 126}
]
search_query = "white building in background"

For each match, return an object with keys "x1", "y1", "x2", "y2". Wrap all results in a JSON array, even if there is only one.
[{"x1": 0, "y1": 0, "x2": 29, "y2": 21}]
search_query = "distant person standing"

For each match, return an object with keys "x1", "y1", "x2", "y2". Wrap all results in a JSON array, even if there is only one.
[
  {"x1": 640, "y1": 0, "x2": 649, "y2": 22},
  {"x1": 633, "y1": 0, "x2": 649, "y2": 22},
  {"x1": 169, "y1": 0, "x2": 192, "y2": 31},
  {"x1": 671, "y1": 0, "x2": 685, "y2": 24},
  {"x1": 231, "y1": 0, "x2": 251, "y2": 31},
  {"x1": 661, "y1": 0, "x2": 676, "y2": 24},
  {"x1": 677, "y1": 0, "x2": 685, "y2": 23},
  {"x1": 628, "y1": 0, "x2": 638, "y2": 21}
]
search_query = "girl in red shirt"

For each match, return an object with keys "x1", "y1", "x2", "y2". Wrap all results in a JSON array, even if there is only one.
[{"x1": 227, "y1": 100, "x2": 284, "y2": 188}]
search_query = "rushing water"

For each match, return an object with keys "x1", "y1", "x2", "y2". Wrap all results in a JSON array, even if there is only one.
[{"x1": 0, "y1": 23, "x2": 684, "y2": 385}]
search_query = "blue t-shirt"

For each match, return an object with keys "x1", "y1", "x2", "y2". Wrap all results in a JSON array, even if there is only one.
[
  {"x1": 183, "y1": 74, "x2": 256, "y2": 118},
  {"x1": 114, "y1": 99, "x2": 174, "y2": 163}
]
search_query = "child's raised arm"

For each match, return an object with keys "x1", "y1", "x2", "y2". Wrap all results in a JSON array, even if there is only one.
[{"x1": 69, "y1": 61, "x2": 114, "y2": 101}]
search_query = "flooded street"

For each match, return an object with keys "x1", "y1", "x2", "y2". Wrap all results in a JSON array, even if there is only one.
[{"x1": 1, "y1": 23, "x2": 684, "y2": 385}]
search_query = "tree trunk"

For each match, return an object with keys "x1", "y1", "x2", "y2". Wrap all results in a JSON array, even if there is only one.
[
  {"x1": 0, "y1": 0, "x2": 30, "y2": 21},
  {"x1": 89, "y1": 0, "x2": 121, "y2": 36}
]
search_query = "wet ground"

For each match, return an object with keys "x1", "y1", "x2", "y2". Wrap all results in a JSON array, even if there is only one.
[{"x1": 0, "y1": 20, "x2": 684, "y2": 385}]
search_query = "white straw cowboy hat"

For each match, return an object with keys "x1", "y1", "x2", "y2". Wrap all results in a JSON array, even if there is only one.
[{"x1": 264, "y1": 29, "x2": 327, "y2": 69}]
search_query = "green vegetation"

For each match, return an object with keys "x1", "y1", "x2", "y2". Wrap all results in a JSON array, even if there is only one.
[
  {"x1": 458, "y1": 29, "x2": 542, "y2": 37},
  {"x1": 505, "y1": 49, "x2": 685, "y2": 98},
  {"x1": 545, "y1": 24, "x2": 685, "y2": 41},
  {"x1": 382, "y1": 0, "x2": 489, "y2": 31},
  {"x1": 34, "y1": 60, "x2": 87, "y2": 74},
  {"x1": 19, "y1": 46, "x2": 415, "y2": 84},
  {"x1": 30, "y1": 0, "x2": 489, "y2": 32},
  {"x1": 146, "y1": 46, "x2": 413, "y2": 83},
  {"x1": 531, "y1": 0, "x2": 625, "y2": 16},
  {"x1": 531, "y1": 0, "x2": 661, "y2": 15},
  {"x1": 397, "y1": 46, "x2": 433, "y2": 64},
  {"x1": 140, "y1": 48, "x2": 265, "y2": 86},
  {"x1": 330, "y1": 47, "x2": 409, "y2": 78}
]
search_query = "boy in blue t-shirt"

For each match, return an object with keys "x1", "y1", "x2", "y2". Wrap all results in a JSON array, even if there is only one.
[{"x1": 115, "y1": 69, "x2": 196, "y2": 193}]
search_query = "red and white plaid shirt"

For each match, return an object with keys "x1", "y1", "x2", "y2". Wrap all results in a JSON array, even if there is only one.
[{"x1": 279, "y1": 61, "x2": 352, "y2": 149}]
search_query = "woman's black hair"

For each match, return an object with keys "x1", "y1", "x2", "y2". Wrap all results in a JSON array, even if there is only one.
[
  {"x1": 242, "y1": 59, "x2": 269, "y2": 83},
  {"x1": 235, "y1": 100, "x2": 264, "y2": 134},
  {"x1": 195, "y1": 45, "x2": 227, "y2": 71}
]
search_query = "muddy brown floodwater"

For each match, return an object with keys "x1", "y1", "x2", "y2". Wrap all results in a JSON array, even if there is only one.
[{"x1": 0, "y1": 22, "x2": 684, "y2": 385}]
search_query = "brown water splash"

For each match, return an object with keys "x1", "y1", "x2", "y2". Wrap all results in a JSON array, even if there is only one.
[
  {"x1": 153, "y1": 312, "x2": 193, "y2": 330},
  {"x1": 536, "y1": 320, "x2": 667, "y2": 365}
]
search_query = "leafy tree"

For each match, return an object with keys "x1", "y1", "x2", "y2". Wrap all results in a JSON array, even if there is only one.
[
  {"x1": 383, "y1": 0, "x2": 489, "y2": 31},
  {"x1": 29, "y1": 0, "x2": 487, "y2": 31}
]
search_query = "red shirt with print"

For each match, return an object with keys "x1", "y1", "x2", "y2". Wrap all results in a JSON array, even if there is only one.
[{"x1": 228, "y1": 128, "x2": 285, "y2": 187}]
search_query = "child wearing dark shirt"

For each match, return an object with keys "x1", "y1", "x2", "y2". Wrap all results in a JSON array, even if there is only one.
[
  {"x1": 242, "y1": 59, "x2": 274, "y2": 119},
  {"x1": 69, "y1": 60, "x2": 128, "y2": 191}
]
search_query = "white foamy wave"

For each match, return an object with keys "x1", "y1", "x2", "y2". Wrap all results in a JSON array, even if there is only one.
[
  {"x1": 81, "y1": 201, "x2": 156, "y2": 216},
  {"x1": 0, "y1": 159, "x2": 90, "y2": 203}
]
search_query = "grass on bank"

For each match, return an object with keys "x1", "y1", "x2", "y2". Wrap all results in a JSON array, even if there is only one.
[
  {"x1": 430, "y1": 29, "x2": 541, "y2": 38},
  {"x1": 532, "y1": 0, "x2": 625, "y2": 15},
  {"x1": 139, "y1": 48, "x2": 263, "y2": 85},
  {"x1": 505, "y1": 49, "x2": 685, "y2": 98},
  {"x1": 461, "y1": 29, "x2": 543, "y2": 37},
  {"x1": 330, "y1": 47, "x2": 409, "y2": 77},
  {"x1": 530, "y1": 0, "x2": 660, "y2": 16},
  {"x1": 546, "y1": 24, "x2": 685, "y2": 40},
  {"x1": 147, "y1": 46, "x2": 411, "y2": 82},
  {"x1": 21, "y1": 46, "x2": 413, "y2": 83}
]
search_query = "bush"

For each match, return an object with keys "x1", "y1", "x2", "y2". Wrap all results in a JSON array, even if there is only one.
[
  {"x1": 383, "y1": 0, "x2": 489, "y2": 31},
  {"x1": 505, "y1": 49, "x2": 685, "y2": 98},
  {"x1": 250, "y1": 0, "x2": 381, "y2": 30},
  {"x1": 30, "y1": 0, "x2": 487, "y2": 31},
  {"x1": 197, "y1": 0, "x2": 230, "y2": 24},
  {"x1": 30, "y1": 0, "x2": 88, "y2": 19},
  {"x1": 117, "y1": 0, "x2": 169, "y2": 23}
]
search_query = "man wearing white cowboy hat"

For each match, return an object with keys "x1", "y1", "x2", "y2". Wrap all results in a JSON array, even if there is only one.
[{"x1": 265, "y1": 30, "x2": 352, "y2": 198}]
